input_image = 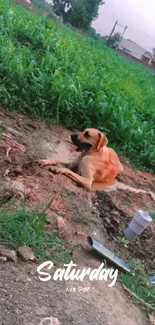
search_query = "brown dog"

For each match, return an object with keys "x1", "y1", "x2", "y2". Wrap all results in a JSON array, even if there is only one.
[{"x1": 39, "y1": 128, "x2": 123, "y2": 190}]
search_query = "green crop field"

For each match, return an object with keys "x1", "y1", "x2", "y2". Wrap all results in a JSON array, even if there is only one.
[{"x1": 0, "y1": 1, "x2": 155, "y2": 171}]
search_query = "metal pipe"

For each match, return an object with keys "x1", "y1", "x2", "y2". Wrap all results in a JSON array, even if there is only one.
[{"x1": 87, "y1": 236, "x2": 131, "y2": 273}]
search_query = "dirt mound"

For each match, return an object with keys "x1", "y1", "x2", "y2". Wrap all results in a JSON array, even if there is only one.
[
  {"x1": 0, "y1": 108, "x2": 155, "y2": 273},
  {"x1": 0, "y1": 108, "x2": 155, "y2": 325},
  {"x1": 0, "y1": 262, "x2": 149, "y2": 325},
  {"x1": 94, "y1": 191, "x2": 155, "y2": 272},
  {"x1": 117, "y1": 163, "x2": 155, "y2": 192}
]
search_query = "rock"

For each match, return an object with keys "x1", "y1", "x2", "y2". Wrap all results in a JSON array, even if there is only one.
[
  {"x1": 0, "y1": 181, "x2": 14, "y2": 200},
  {"x1": 46, "y1": 212, "x2": 58, "y2": 227},
  {"x1": 0, "y1": 179, "x2": 27, "y2": 200},
  {"x1": 111, "y1": 210, "x2": 119, "y2": 216},
  {"x1": 39, "y1": 317, "x2": 60, "y2": 325},
  {"x1": 15, "y1": 276, "x2": 32, "y2": 283},
  {"x1": 11, "y1": 180, "x2": 27, "y2": 199},
  {"x1": 0, "y1": 256, "x2": 7, "y2": 262},
  {"x1": 105, "y1": 217, "x2": 111, "y2": 225},
  {"x1": 0, "y1": 249, "x2": 17, "y2": 262},
  {"x1": 57, "y1": 216, "x2": 67, "y2": 230},
  {"x1": 57, "y1": 216, "x2": 70, "y2": 237},
  {"x1": 18, "y1": 246, "x2": 36, "y2": 262},
  {"x1": 111, "y1": 218, "x2": 120, "y2": 227},
  {"x1": 57, "y1": 211, "x2": 66, "y2": 217}
]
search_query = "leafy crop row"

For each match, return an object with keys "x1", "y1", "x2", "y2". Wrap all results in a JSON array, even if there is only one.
[{"x1": 0, "y1": 1, "x2": 155, "y2": 170}]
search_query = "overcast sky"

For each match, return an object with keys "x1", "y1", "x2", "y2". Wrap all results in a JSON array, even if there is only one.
[{"x1": 93, "y1": 0, "x2": 155, "y2": 51}]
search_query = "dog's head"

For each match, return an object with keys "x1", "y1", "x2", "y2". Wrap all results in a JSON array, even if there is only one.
[{"x1": 71, "y1": 128, "x2": 108, "y2": 153}]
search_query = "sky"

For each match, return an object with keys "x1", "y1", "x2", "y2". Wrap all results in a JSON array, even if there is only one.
[{"x1": 93, "y1": 0, "x2": 155, "y2": 51}]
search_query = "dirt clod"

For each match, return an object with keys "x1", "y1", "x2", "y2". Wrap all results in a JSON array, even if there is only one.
[
  {"x1": 39, "y1": 317, "x2": 60, "y2": 325},
  {"x1": 0, "y1": 256, "x2": 7, "y2": 262},
  {"x1": 46, "y1": 212, "x2": 59, "y2": 227},
  {"x1": 17, "y1": 246, "x2": 36, "y2": 262},
  {"x1": 0, "y1": 249, "x2": 17, "y2": 262}
]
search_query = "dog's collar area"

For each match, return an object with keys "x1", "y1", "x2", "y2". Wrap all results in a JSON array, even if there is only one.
[
  {"x1": 81, "y1": 147, "x2": 105, "y2": 157},
  {"x1": 81, "y1": 150, "x2": 100, "y2": 157}
]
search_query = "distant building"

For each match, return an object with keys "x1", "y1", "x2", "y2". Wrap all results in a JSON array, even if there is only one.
[
  {"x1": 117, "y1": 38, "x2": 155, "y2": 71},
  {"x1": 118, "y1": 38, "x2": 149, "y2": 60}
]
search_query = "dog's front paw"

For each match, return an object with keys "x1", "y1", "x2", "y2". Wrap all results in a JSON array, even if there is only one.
[{"x1": 58, "y1": 168, "x2": 68, "y2": 175}]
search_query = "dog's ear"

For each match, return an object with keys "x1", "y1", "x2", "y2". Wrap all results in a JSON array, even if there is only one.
[{"x1": 97, "y1": 132, "x2": 108, "y2": 150}]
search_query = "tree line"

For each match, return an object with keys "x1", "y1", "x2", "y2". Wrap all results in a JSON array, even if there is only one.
[{"x1": 30, "y1": 0, "x2": 121, "y2": 47}]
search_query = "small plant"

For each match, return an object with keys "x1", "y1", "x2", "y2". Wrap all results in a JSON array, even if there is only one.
[
  {"x1": 150, "y1": 211, "x2": 155, "y2": 220},
  {"x1": 120, "y1": 259, "x2": 155, "y2": 308},
  {"x1": 62, "y1": 188, "x2": 76, "y2": 197},
  {"x1": 122, "y1": 200, "x2": 131, "y2": 207},
  {"x1": 0, "y1": 203, "x2": 69, "y2": 263}
]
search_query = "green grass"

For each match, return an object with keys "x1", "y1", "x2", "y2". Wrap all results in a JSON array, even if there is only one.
[
  {"x1": 0, "y1": 1, "x2": 155, "y2": 171},
  {"x1": 122, "y1": 200, "x2": 131, "y2": 207},
  {"x1": 120, "y1": 259, "x2": 155, "y2": 309},
  {"x1": 150, "y1": 211, "x2": 155, "y2": 220},
  {"x1": 0, "y1": 202, "x2": 69, "y2": 263},
  {"x1": 62, "y1": 188, "x2": 76, "y2": 197}
]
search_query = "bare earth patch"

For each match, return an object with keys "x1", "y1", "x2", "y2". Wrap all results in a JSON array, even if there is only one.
[{"x1": 0, "y1": 108, "x2": 155, "y2": 325}]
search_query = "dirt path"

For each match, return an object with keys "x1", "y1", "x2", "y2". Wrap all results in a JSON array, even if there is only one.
[
  {"x1": 0, "y1": 262, "x2": 149, "y2": 325},
  {"x1": 0, "y1": 108, "x2": 155, "y2": 325}
]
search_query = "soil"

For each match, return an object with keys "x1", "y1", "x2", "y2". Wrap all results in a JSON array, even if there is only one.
[{"x1": 0, "y1": 107, "x2": 155, "y2": 325}]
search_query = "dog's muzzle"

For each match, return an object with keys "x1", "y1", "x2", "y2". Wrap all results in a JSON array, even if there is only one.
[{"x1": 71, "y1": 134, "x2": 92, "y2": 152}]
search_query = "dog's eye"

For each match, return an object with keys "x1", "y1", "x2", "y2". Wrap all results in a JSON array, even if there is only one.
[{"x1": 84, "y1": 131, "x2": 90, "y2": 138}]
